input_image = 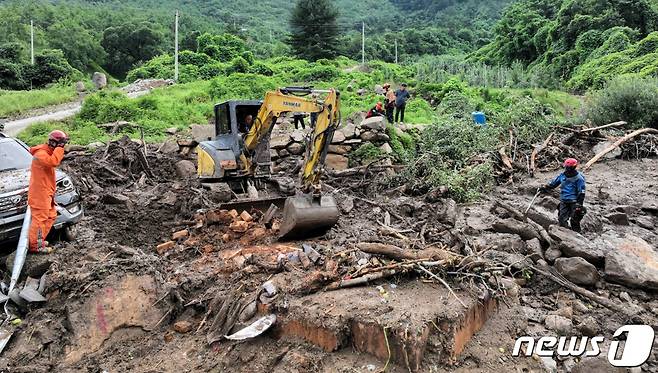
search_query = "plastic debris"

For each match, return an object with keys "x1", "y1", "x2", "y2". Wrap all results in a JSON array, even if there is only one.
[{"x1": 225, "y1": 314, "x2": 276, "y2": 341}]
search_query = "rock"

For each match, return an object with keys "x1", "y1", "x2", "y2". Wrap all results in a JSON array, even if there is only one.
[
  {"x1": 356, "y1": 88, "x2": 366, "y2": 96},
  {"x1": 158, "y1": 139, "x2": 179, "y2": 154},
  {"x1": 576, "y1": 316, "x2": 599, "y2": 336},
  {"x1": 174, "y1": 321, "x2": 192, "y2": 334},
  {"x1": 75, "y1": 81, "x2": 86, "y2": 92},
  {"x1": 328, "y1": 145, "x2": 351, "y2": 155},
  {"x1": 190, "y1": 124, "x2": 214, "y2": 143},
  {"x1": 339, "y1": 122, "x2": 357, "y2": 139},
  {"x1": 172, "y1": 229, "x2": 189, "y2": 240},
  {"x1": 563, "y1": 357, "x2": 577, "y2": 373},
  {"x1": 555, "y1": 306, "x2": 573, "y2": 319},
  {"x1": 554, "y1": 257, "x2": 601, "y2": 286},
  {"x1": 175, "y1": 160, "x2": 197, "y2": 178},
  {"x1": 204, "y1": 183, "x2": 232, "y2": 203},
  {"x1": 544, "y1": 315, "x2": 572, "y2": 335},
  {"x1": 604, "y1": 212, "x2": 629, "y2": 225},
  {"x1": 290, "y1": 129, "x2": 305, "y2": 142},
  {"x1": 492, "y1": 219, "x2": 541, "y2": 241},
  {"x1": 634, "y1": 215, "x2": 655, "y2": 230},
  {"x1": 287, "y1": 142, "x2": 305, "y2": 155},
  {"x1": 278, "y1": 149, "x2": 290, "y2": 158},
  {"x1": 592, "y1": 140, "x2": 621, "y2": 160},
  {"x1": 360, "y1": 131, "x2": 390, "y2": 142},
  {"x1": 374, "y1": 84, "x2": 384, "y2": 94},
  {"x1": 548, "y1": 225, "x2": 605, "y2": 265},
  {"x1": 545, "y1": 247, "x2": 562, "y2": 263},
  {"x1": 360, "y1": 116, "x2": 387, "y2": 131},
  {"x1": 102, "y1": 193, "x2": 130, "y2": 205},
  {"x1": 159, "y1": 191, "x2": 177, "y2": 206},
  {"x1": 604, "y1": 235, "x2": 658, "y2": 290},
  {"x1": 205, "y1": 209, "x2": 234, "y2": 225},
  {"x1": 87, "y1": 142, "x2": 105, "y2": 150},
  {"x1": 473, "y1": 233, "x2": 526, "y2": 254},
  {"x1": 325, "y1": 154, "x2": 349, "y2": 171},
  {"x1": 536, "y1": 356, "x2": 557, "y2": 373},
  {"x1": 338, "y1": 196, "x2": 354, "y2": 214},
  {"x1": 619, "y1": 291, "x2": 632, "y2": 303},
  {"x1": 379, "y1": 143, "x2": 393, "y2": 154},
  {"x1": 640, "y1": 201, "x2": 658, "y2": 215},
  {"x1": 331, "y1": 131, "x2": 346, "y2": 144},
  {"x1": 526, "y1": 238, "x2": 544, "y2": 262},
  {"x1": 92, "y1": 72, "x2": 107, "y2": 89},
  {"x1": 6, "y1": 252, "x2": 52, "y2": 279},
  {"x1": 165, "y1": 127, "x2": 178, "y2": 135},
  {"x1": 571, "y1": 356, "x2": 625, "y2": 373},
  {"x1": 482, "y1": 250, "x2": 531, "y2": 271},
  {"x1": 270, "y1": 148, "x2": 279, "y2": 161},
  {"x1": 572, "y1": 300, "x2": 589, "y2": 314},
  {"x1": 348, "y1": 111, "x2": 366, "y2": 124},
  {"x1": 271, "y1": 135, "x2": 291, "y2": 149}
]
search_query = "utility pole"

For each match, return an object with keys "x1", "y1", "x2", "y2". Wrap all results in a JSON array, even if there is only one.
[
  {"x1": 30, "y1": 20, "x2": 34, "y2": 65},
  {"x1": 361, "y1": 22, "x2": 365, "y2": 65},
  {"x1": 394, "y1": 39, "x2": 398, "y2": 64},
  {"x1": 174, "y1": 10, "x2": 179, "y2": 82}
]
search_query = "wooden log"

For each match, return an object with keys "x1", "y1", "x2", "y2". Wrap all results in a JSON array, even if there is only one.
[
  {"x1": 356, "y1": 242, "x2": 458, "y2": 262},
  {"x1": 498, "y1": 147, "x2": 513, "y2": 170},
  {"x1": 529, "y1": 132, "x2": 554, "y2": 177},
  {"x1": 579, "y1": 121, "x2": 626, "y2": 134},
  {"x1": 584, "y1": 128, "x2": 658, "y2": 170},
  {"x1": 325, "y1": 269, "x2": 399, "y2": 291}
]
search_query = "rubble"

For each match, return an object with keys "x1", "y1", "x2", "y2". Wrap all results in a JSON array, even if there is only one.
[{"x1": 554, "y1": 257, "x2": 600, "y2": 286}]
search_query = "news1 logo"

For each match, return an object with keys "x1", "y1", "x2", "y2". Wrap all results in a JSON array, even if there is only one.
[{"x1": 512, "y1": 325, "x2": 655, "y2": 367}]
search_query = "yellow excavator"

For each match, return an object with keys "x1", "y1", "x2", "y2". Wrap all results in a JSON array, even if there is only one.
[{"x1": 196, "y1": 87, "x2": 341, "y2": 239}]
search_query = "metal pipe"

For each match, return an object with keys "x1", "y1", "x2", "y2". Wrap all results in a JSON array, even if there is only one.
[{"x1": 9, "y1": 207, "x2": 31, "y2": 293}]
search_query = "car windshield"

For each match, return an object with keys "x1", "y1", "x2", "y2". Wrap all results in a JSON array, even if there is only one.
[{"x1": 0, "y1": 140, "x2": 32, "y2": 171}]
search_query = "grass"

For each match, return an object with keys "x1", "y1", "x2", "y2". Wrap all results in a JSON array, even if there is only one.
[{"x1": 0, "y1": 85, "x2": 78, "y2": 118}]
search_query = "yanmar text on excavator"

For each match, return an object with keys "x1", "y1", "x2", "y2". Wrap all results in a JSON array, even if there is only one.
[{"x1": 196, "y1": 86, "x2": 341, "y2": 240}]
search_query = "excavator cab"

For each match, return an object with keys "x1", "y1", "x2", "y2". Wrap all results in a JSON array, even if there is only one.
[
  {"x1": 196, "y1": 88, "x2": 341, "y2": 240},
  {"x1": 197, "y1": 100, "x2": 271, "y2": 180}
]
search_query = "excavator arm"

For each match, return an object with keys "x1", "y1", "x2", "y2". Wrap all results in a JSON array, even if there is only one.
[{"x1": 241, "y1": 87, "x2": 341, "y2": 193}]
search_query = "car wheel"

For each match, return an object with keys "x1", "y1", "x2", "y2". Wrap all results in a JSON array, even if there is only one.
[{"x1": 62, "y1": 225, "x2": 77, "y2": 241}]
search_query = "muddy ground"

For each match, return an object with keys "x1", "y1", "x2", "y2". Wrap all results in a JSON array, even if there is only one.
[{"x1": 0, "y1": 131, "x2": 657, "y2": 373}]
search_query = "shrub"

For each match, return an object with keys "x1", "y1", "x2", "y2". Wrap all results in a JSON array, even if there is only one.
[
  {"x1": 178, "y1": 51, "x2": 213, "y2": 67},
  {"x1": 0, "y1": 60, "x2": 25, "y2": 89},
  {"x1": 249, "y1": 62, "x2": 274, "y2": 76},
  {"x1": 386, "y1": 124, "x2": 416, "y2": 163},
  {"x1": 79, "y1": 91, "x2": 140, "y2": 123},
  {"x1": 22, "y1": 49, "x2": 76, "y2": 88},
  {"x1": 587, "y1": 76, "x2": 658, "y2": 129},
  {"x1": 209, "y1": 73, "x2": 279, "y2": 100},
  {"x1": 227, "y1": 56, "x2": 250, "y2": 74},
  {"x1": 199, "y1": 62, "x2": 228, "y2": 80},
  {"x1": 350, "y1": 142, "x2": 383, "y2": 164}
]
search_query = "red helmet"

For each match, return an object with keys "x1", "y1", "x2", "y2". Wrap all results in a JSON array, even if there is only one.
[
  {"x1": 376, "y1": 102, "x2": 383, "y2": 110},
  {"x1": 563, "y1": 158, "x2": 578, "y2": 167},
  {"x1": 48, "y1": 130, "x2": 69, "y2": 146}
]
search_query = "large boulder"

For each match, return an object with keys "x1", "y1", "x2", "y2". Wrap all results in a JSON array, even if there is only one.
[
  {"x1": 331, "y1": 131, "x2": 346, "y2": 144},
  {"x1": 287, "y1": 142, "x2": 305, "y2": 155},
  {"x1": 544, "y1": 315, "x2": 572, "y2": 335},
  {"x1": 325, "y1": 154, "x2": 349, "y2": 171},
  {"x1": 548, "y1": 225, "x2": 606, "y2": 265},
  {"x1": 605, "y1": 235, "x2": 658, "y2": 290},
  {"x1": 360, "y1": 131, "x2": 390, "y2": 142},
  {"x1": 360, "y1": 116, "x2": 387, "y2": 131},
  {"x1": 190, "y1": 124, "x2": 214, "y2": 143},
  {"x1": 270, "y1": 135, "x2": 291, "y2": 149},
  {"x1": 328, "y1": 145, "x2": 351, "y2": 155},
  {"x1": 175, "y1": 160, "x2": 197, "y2": 178},
  {"x1": 554, "y1": 257, "x2": 600, "y2": 286},
  {"x1": 339, "y1": 122, "x2": 358, "y2": 139},
  {"x1": 92, "y1": 72, "x2": 107, "y2": 89}
]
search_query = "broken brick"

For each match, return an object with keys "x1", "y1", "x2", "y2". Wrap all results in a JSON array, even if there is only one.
[
  {"x1": 174, "y1": 321, "x2": 192, "y2": 334},
  {"x1": 172, "y1": 229, "x2": 189, "y2": 240},
  {"x1": 228, "y1": 209, "x2": 239, "y2": 219},
  {"x1": 229, "y1": 221, "x2": 250, "y2": 233},
  {"x1": 240, "y1": 227, "x2": 268, "y2": 245},
  {"x1": 222, "y1": 233, "x2": 232, "y2": 243},
  {"x1": 206, "y1": 209, "x2": 234, "y2": 225},
  {"x1": 240, "y1": 210, "x2": 253, "y2": 222},
  {"x1": 156, "y1": 241, "x2": 175, "y2": 254},
  {"x1": 299, "y1": 251, "x2": 311, "y2": 269}
]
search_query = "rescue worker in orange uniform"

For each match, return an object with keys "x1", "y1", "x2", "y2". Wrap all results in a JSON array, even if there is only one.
[{"x1": 28, "y1": 130, "x2": 68, "y2": 253}]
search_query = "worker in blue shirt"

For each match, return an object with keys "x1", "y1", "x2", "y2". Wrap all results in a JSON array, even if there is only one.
[{"x1": 540, "y1": 158, "x2": 586, "y2": 232}]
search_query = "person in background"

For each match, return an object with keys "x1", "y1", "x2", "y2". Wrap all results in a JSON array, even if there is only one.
[
  {"x1": 383, "y1": 83, "x2": 396, "y2": 124},
  {"x1": 540, "y1": 158, "x2": 587, "y2": 232},
  {"x1": 394, "y1": 83, "x2": 410, "y2": 123},
  {"x1": 365, "y1": 102, "x2": 386, "y2": 119},
  {"x1": 292, "y1": 112, "x2": 306, "y2": 130},
  {"x1": 28, "y1": 130, "x2": 68, "y2": 254}
]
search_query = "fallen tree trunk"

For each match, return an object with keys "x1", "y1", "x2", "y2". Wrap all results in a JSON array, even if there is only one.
[
  {"x1": 579, "y1": 121, "x2": 626, "y2": 133},
  {"x1": 356, "y1": 242, "x2": 458, "y2": 262},
  {"x1": 529, "y1": 132, "x2": 554, "y2": 177},
  {"x1": 532, "y1": 266, "x2": 640, "y2": 318},
  {"x1": 584, "y1": 128, "x2": 658, "y2": 170}
]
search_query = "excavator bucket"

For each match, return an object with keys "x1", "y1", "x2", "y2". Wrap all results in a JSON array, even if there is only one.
[{"x1": 278, "y1": 194, "x2": 339, "y2": 240}]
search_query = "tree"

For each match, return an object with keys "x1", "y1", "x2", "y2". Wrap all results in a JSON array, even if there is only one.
[
  {"x1": 288, "y1": 0, "x2": 341, "y2": 61},
  {"x1": 101, "y1": 22, "x2": 165, "y2": 79},
  {"x1": 47, "y1": 20, "x2": 106, "y2": 71}
]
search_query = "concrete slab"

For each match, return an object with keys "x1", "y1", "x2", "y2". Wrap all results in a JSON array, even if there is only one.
[{"x1": 274, "y1": 281, "x2": 498, "y2": 371}]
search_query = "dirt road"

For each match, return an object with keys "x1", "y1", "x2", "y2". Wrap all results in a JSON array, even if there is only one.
[{"x1": 1, "y1": 89, "x2": 154, "y2": 137}]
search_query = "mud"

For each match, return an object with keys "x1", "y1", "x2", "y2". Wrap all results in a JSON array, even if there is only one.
[{"x1": 0, "y1": 132, "x2": 657, "y2": 372}]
